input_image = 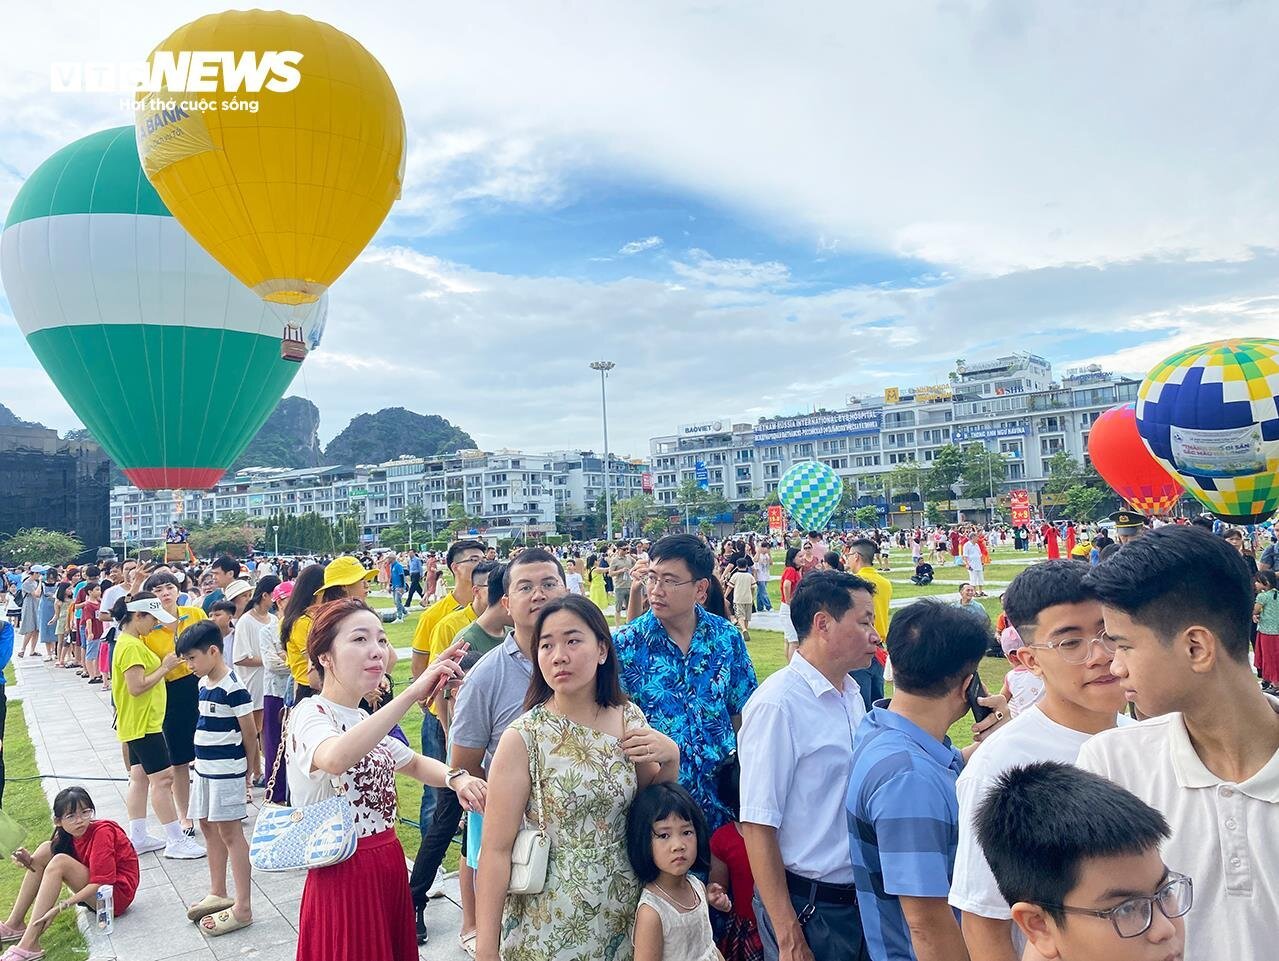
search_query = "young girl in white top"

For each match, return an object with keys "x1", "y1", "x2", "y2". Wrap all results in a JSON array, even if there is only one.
[{"x1": 628, "y1": 783, "x2": 729, "y2": 961}]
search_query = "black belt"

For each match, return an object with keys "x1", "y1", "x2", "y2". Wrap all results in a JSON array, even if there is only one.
[{"x1": 785, "y1": 869, "x2": 858, "y2": 906}]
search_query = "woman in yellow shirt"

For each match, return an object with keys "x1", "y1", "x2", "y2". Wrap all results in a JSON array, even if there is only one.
[
  {"x1": 140, "y1": 572, "x2": 207, "y2": 836},
  {"x1": 109, "y1": 593, "x2": 204, "y2": 858}
]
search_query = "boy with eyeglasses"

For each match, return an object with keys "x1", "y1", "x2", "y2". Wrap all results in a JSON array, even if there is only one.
[
  {"x1": 976, "y1": 761, "x2": 1189, "y2": 961},
  {"x1": 950, "y1": 561, "x2": 1130, "y2": 961}
]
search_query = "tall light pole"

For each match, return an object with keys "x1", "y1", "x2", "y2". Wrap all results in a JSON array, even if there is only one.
[
  {"x1": 590, "y1": 361, "x2": 616, "y2": 541},
  {"x1": 272, "y1": 525, "x2": 279, "y2": 557}
]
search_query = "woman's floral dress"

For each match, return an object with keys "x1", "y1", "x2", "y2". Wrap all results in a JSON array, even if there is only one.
[{"x1": 501, "y1": 702, "x2": 646, "y2": 961}]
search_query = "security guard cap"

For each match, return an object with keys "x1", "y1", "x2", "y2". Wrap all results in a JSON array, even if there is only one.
[{"x1": 1109, "y1": 509, "x2": 1149, "y2": 533}]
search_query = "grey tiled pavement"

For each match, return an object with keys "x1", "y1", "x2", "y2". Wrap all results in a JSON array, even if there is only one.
[{"x1": 12, "y1": 653, "x2": 469, "y2": 961}]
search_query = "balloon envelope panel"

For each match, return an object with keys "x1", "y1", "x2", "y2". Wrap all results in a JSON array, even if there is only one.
[
  {"x1": 1087, "y1": 403, "x2": 1183, "y2": 516},
  {"x1": 1, "y1": 127, "x2": 325, "y2": 490},
  {"x1": 778, "y1": 461, "x2": 844, "y2": 531},
  {"x1": 135, "y1": 9, "x2": 406, "y2": 305},
  {"x1": 1135, "y1": 339, "x2": 1279, "y2": 523}
]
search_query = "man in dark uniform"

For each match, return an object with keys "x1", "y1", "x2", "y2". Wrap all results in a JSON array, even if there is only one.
[{"x1": 1099, "y1": 509, "x2": 1149, "y2": 560}]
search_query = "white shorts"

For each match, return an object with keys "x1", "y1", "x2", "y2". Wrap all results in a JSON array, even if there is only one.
[
  {"x1": 969, "y1": 569, "x2": 986, "y2": 586},
  {"x1": 779, "y1": 603, "x2": 798, "y2": 643},
  {"x1": 189, "y1": 773, "x2": 248, "y2": 823}
]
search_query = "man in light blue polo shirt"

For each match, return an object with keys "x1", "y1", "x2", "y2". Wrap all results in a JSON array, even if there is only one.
[{"x1": 846, "y1": 600, "x2": 990, "y2": 961}]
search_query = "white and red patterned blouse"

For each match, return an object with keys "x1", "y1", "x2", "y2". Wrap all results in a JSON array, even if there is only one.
[{"x1": 285, "y1": 695, "x2": 414, "y2": 838}]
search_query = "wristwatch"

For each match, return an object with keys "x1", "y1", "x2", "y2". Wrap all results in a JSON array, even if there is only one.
[{"x1": 444, "y1": 767, "x2": 467, "y2": 788}]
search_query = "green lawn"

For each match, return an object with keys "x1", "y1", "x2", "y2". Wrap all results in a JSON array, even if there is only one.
[
  {"x1": 0, "y1": 707, "x2": 87, "y2": 961},
  {"x1": 382, "y1": 549, "x2": 1025, "y2": 860}
]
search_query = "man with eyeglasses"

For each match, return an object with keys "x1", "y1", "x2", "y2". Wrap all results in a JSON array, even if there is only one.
[
  {"x1": 1079, "y1": 526, "x2": 1279, "y2": 961},
  {"x1": 409, "y1": 538, "x2": 487, "y2": 898},
  {"x1": 951, "y1": 560, "x2": 1131, "y2": 961},
  {"x1": 614, "y1": 534, "x2": 757, "y2": 831},
  {"x1": 977, "y1": 761, "x2": 1189, "y2": 961}
]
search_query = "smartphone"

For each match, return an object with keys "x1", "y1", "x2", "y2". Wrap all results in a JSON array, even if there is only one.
[{"x1": 966, "y1": 672, "x2": 993, "y2": 723}]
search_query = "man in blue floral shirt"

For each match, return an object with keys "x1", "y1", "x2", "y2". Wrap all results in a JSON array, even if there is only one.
[{"x1": 615, "y1": 534, "x2": 758, "y2": 831}]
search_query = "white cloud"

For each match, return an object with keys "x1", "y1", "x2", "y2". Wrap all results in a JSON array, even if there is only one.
[
  {"x1": 618, "y1": 236, "x2": 663, "y2": 255},
  {"x1": 671, "y1": 249, "x2": 790, "y2": 289}
]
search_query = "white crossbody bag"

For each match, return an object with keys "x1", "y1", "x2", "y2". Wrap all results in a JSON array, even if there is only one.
[{"x1": 507, "y1": 735, "x2": 550, "y2": 894}]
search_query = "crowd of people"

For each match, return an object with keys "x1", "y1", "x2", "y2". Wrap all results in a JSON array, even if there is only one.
[{"x1": 0, "y1": 516, "x2": 1276, "y2": 960}]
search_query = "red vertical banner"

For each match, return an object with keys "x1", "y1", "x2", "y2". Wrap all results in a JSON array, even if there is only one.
[
  {"x1": 641, "y1": 472, "x2": 654, "y2": 493},
  {"x1": 768, "y1": 504, "x2": 785, "y2": 533},
  {"x1": 1010, "y1": 489, "x2": 1031, "y2": 525}
]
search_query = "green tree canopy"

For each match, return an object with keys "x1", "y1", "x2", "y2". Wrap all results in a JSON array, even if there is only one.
[{"x1": 0, "y1": 528, "x2": 85, "y2": 566}]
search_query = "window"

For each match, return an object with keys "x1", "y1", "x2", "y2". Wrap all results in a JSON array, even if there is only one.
[
  {"x1": 1040, "y1": 437, "x2": 1065, "y2": 456},
  {"x1": 792, "y1": 443, "x2": 814, "y2": 458}
]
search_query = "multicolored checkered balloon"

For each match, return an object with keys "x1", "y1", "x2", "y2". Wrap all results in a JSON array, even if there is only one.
[
  {"x1": 1135, "y1": 339, "x2": 1279, "y2": 523},
  {"x1": 778, "y1": 460, "x2": 844, "y2": 531}
]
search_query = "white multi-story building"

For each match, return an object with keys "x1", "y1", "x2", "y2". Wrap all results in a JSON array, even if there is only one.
[
  {"x1": 111, "y1": 447, "x2": 651, "y2": 547},
  {"x1": 648, "y1": 354, "x2": 1139, "y2": 513}
]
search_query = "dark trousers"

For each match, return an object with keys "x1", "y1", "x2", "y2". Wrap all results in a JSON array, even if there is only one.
[
  {"x1": 406, "y1": 574, "x2": 425, "y2": 606},
  {"x1": 754, "y1": 889, "x2": 868, "y2": 961},
  {"x1": 409, "y1": 777, "x2": 462, "y2": 910},
  {"x1": 0, "y1": 685, "x2": 7, "y2": 807},
  {"x1": 851, "y1": 658, "x2": 886, "y2": 713}
]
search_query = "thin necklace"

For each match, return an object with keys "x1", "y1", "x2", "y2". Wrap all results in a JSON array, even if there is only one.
[{"x1": 654, "y1": 878, "x2": 698, "y2": 911}]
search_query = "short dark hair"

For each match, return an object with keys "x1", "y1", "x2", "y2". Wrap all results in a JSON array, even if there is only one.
[
  {"x1": 648, "y1": 534, "x2": 715, "y2": 582},
  {"x1": 789, "y1": 570, "x2": 874, "y2": 642},
  {"x1": 1083, "y1": 525, "x2": 1253, "y2": 662},
  {"x1": 1002, "y1": 560, "x2": 1095, "y2": 631},
  {"x1": 209, "y1": 600, "x2": 237, "y2": 617},
  {"x1": 175, "y1": 620, "x2": 224, "y2": 656},
  {"x1": 211, "y1": 555, "x2": 241, "y2": 576},
  {"x1": 524, "y1": 595, "x2": 627, "y2": 711},
  {"x1": 886, "y1": 600, "x2": 989, "y2": 697},
  {"x1": 503, "y1": 548, "x2": 565, "y2": 593},
  {"x1": 975, "y1": 761, "x2": 1170, "y2": 925},
  {"x1": 446, "y1": 539, "x2": 486, "y2": 569},
  {"x1": 848, "y1": 538, "x2": 877, "y2": 565},
  {"x1": 143, "y1": 571, "x2": 180, "y2": 592},
  {"x1": 472, "y1": 559, "x2": 499, "y2": 586},
  {"x1": 486, "y1": 562, "x2": 507, "y2": 609},
  {"x1": 1189, "y1": 516, "x2": 1214, "y2": 531},
  {"x1": 625, "y1": 783, "x2": 710, "y2": 884},
  {"x1": 784, "y1": 547, "x2": 800, "y2": 570}
]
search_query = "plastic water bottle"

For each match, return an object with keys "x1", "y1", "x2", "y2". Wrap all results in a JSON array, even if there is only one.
[{"x1": 95, "y1": 885, "x2": 113, "y2": 934}]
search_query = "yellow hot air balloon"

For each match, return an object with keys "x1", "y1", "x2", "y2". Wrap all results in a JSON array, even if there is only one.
[{"x1": 134, "y1": 10, "x2": 405, "y2": 305}]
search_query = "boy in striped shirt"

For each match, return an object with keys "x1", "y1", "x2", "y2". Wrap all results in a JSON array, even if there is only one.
[{"x1": 177, "y1": 621, "x2": 258, "y2": 935}]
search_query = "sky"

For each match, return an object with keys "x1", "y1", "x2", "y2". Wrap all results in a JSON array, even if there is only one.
[{"x1": 2, "y1": 1, "x2": 1278, "y2": 459}]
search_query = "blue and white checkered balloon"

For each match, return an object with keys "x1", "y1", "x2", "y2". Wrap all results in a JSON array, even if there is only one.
[{"x1": 778, "y1": 461, "x2": 843, "y2": 531}]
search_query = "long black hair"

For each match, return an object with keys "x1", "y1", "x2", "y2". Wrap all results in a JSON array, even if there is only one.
[
  {"x1": 281, "y1": 564, "x2": 326, "y2": 649},
  {"x1": 248, "y1": 575, "x2": 282, "y2": 613},
  {"x1": 51, "y1": 786, "x2": 94, "y2": 857}
]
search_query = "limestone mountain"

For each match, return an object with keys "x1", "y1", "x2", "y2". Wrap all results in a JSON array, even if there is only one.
[
  {"x1": 323, "y1": 407, "x2": 476, "y2": 465},
  {"x1": 233, "y1": 396, "x2": 323, "y2": 471}
]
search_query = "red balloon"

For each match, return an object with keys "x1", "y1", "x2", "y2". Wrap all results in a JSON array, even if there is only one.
[{"x1": 1088, "y1": 403, "x2": 1183, "y2": 516}]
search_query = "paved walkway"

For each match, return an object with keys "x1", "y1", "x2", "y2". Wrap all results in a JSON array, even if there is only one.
[{"x1": 11, "y1": 655, "x2": 469, "y2": 961}]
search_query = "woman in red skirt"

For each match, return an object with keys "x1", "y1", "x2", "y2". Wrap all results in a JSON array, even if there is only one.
[
  {"x1": 286, "y1": 597, "x2": 487, "y2": 961},
  {"x1": 1253, "y1": 572, "x2": 1279, "y2": 690}
]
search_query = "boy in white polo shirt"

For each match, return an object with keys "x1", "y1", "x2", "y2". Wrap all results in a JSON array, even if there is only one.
[
  {"x1": 950, "y1": 560, "x2": 1131, "y2": 961},
  {"x1": 1079, "y1": 525, "x2": 1279, "y2": 961}
]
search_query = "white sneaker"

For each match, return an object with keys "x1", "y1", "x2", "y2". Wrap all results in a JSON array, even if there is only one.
[
  {"x1": 163, "y1": 836, "x2": 207, "y2": 860},
  {"x1": 426, "y1": 867, "x2": 447, "y2": 899},
  {"x1": 131, "y1": 834, "x2": 165, "y2": 855}
]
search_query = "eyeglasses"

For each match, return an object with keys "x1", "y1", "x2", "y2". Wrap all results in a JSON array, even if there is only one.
[
  {"x1": 643, "y1": 574, "x2": 698, "y2": 590},
  {"x1": 1038, "y1": 873, "x2": 1192, "y2": 939},
  {"x1": 511, "y1": 578, "x2": 564, "y2": 596},
  {"x1": 59, "y1": 808, "x2": 95, "y2": 824},
  {"x1": 1026, "y1": 634, "x2": 1117, "y2": 664}
]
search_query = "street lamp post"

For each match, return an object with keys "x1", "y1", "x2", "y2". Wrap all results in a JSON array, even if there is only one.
[
  {"x1": 590, "y1": 361, "x2": 616, "y2": 541},
  {"x1": 272, "y1": 525, "x2": 279, "y2": 557}
]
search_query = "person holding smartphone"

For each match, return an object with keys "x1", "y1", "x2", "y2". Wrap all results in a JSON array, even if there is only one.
[{"x1": 844, "y1": 600, "x2": 999, "y2": 961}]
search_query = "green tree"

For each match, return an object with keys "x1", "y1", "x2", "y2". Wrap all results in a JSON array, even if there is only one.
[
  {"x1": 1064, "y1": 484, "x2": 1105, "y2": 522},
  {"x1": 1043, "y1": 452, "x2": 1101, "y2": 494},
  {"x1": 958, "y1": 445, "x2": 1009, "y2": 500},
  {"x1": 0, "y1": 528, "x2": 85, "y2": 566},
  {"x1": 189, "y1": 523, "x2": 263, "y2": 559},
  {"x1": 643, "y1": 517, "x2": 670, "y2": 540},
  {"x1": 926, "y1": 446, "x2": 965, "y2": 497},
  {"x1": 614, "y1": 494, "x2": 656, "y2": 535},
  {"x1": 445, "y1": 500, "x2": 481, "y2": 538},
  {"x1": 830, "y1": 485, "x2": 860, "y2": 527},
  {"x1": 853, "y1": 505, "x2": 880, "y2": 529}
]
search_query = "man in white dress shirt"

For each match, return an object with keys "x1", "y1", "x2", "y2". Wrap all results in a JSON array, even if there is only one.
[{"x1": 739, "y1": 570, "x2": 879, "y2": 961}]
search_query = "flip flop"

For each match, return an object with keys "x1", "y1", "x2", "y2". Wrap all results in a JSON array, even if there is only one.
[
  {"x1": 186, "y1": 895, "x2": 235, "y2": 922},
  {"x1": 0, "y1": 922, "x2": 25, "y2": 944},
  {"x1": 199, "y1": 910, "x2": 251, "y2": 937},
  {"x1": 458, "y1": 932, "x2": 477, "y2": 958},
  {"x1": 0, "y1": 946, "x2": 43, "y2": 961}
]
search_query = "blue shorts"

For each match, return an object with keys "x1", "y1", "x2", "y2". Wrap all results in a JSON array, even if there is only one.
[{"x1": 85, "y1": 639, "x2": 101, "y2": 662}]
